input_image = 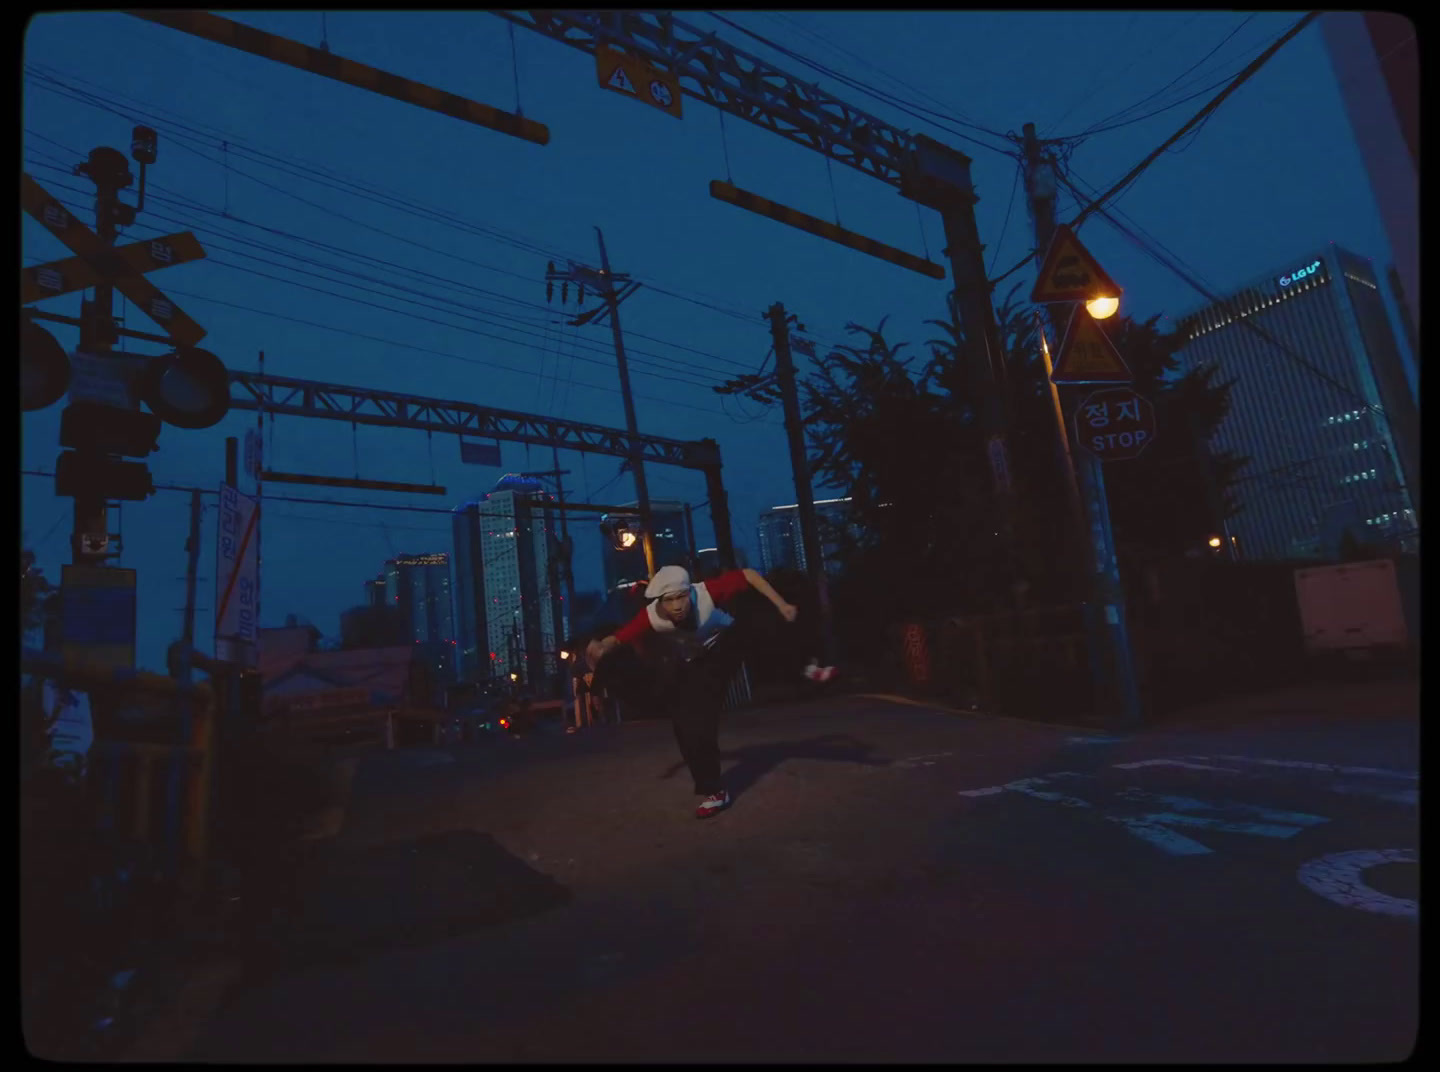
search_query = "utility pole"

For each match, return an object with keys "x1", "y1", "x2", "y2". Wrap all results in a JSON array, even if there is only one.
[
  {"x1": 1021, "y1": 122, "x2": 1143, "y2": 729},
  {"x1": 546, "y1": 232, "x2": 657, "y2": 577},
  {"x1": 179, "y1": 489, "x2": 203, "y2": 682},
  {"x1": 70, "y1": 147, "x2": 130, "y2": 566},
  {"x1": 766, "y1": 302, "x2": 835, "y2": 664}
]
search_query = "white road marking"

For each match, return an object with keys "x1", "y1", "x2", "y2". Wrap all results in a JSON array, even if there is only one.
[
  {"x1": 1105, "y1": 816, "x2": 1213, "y2": 856},
  {"x1": 1113, "y1": 758, "x2": 1233, "y2": 772},
  {"x1": 1297, "y1": 849, "x2": 1418, "y2": 919},
  {"x1": 894, "y1": 751, "x2": 954, "y2": 768},
  {"x1": 957, "y1": 773, "x2": 1333, "y2": 856},
  {"x1": 1201, "y1": 755, "x2": 1417, "y2": 780}
]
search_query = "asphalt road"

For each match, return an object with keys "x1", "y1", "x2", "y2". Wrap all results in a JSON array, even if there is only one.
[{"x1": 175, "y1": 677, "x2": 1417, "y2": 1062}]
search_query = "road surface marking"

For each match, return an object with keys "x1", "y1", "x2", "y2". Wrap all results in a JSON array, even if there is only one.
[
  {"x1": 1297, "y1": 849, "x2": 1418, "y2": 919},
  {"x1": 1105, "y1": 816, "x2": 1213, "y2": 856},
  {"x1": 1201, "y1": 755, "x2": 1417, "y2": 780},
  {"x1": 1113, "y1": 758, "x2": 1233, "y2": 772},
  {"x1": 1067, "y1": 735, "x2": 1127, "y2": 744},
  {"x1": 958, "y1": 774, "x2": 1331, "y2": 856},
  {"x1": 894, "y1": 751, "x2": 953, "y2": 768}
]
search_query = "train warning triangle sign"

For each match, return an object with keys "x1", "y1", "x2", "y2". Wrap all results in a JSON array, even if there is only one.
[
  {"x1": 606, "y1": 64, "x2": 636, "y2": 95},
  {"x1": 1050, "y1": 309, "x2": 1132, "y2": 383},
  {"x1": 1031, "y1": 223, "x2": 1121, "y2": 304}
]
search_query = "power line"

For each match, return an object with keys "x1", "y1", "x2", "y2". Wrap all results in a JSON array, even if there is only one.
[
  {"x1": 1056, "y1": 14, "x2": 1257, "y2": 139},
  {"x1": 761, "y1": 12, "x2": 1015, "y2": 148},
  {"x1": 23, "y1": 65, "x2": 788, "y2": 356},
  {"x1": 1069, "y1": 12, "x2": 1319, "y2": 231},
  {"x1": 1053, "y1": 166, "x2": 1387, "y2": 421},
  {"x1": 26, "y1": 181, "x2": 730, "y2": 396},
  {"x1": 702, "y1": 11, "x2": 1015, "y2": 156},
  {"x1": 986, "y1": 12, "x2": 1318, "y2": 290}
]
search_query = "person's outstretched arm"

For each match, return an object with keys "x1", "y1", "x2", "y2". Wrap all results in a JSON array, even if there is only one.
[{"x1": 586, "y1": 609, "x2": 651, "y2": 668}]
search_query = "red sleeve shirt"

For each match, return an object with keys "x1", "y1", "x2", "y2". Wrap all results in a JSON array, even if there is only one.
[
  {"x1": 701, "y1": 568, "x2": 750, "y2": 607},
  {"x1": 613, "y1": 607, "x2": 652, "y2": 647},
  {"x1": 611, "y1": 569, "x2": 753, "y2": 647}
]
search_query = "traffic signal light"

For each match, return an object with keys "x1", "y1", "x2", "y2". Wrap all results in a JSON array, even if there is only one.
[{"x1": 55, "y1": 450, "x2": 154, "y2": 500}]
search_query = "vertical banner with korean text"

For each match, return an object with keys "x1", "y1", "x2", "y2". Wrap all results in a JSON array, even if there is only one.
[{"x1": 215, "y1": 482, "x2": 260, "y2": 662}]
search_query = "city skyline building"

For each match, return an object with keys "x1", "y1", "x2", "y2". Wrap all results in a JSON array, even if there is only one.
[
  {"x1": 452, "y1": 474, "x2": 565, "y2": 686},
  {"x1": 381, "y1": 551, "x2": 456, "y2": 684},
  {"x1": 1174, "y1": 245, "x2": 1418, "y2": 562},
  {"x1": 757, "y1": 497, "x2": 858, "y2": 576}
]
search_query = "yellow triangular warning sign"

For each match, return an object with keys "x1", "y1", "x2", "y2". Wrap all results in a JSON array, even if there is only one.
[
  {"x1": 1050, "y1": 309, "x2": 1132, "y2": 383},
  {"x1": 607, "y1": 65, "x2": 636, "y2": 94},
  {"x1": 1031, "y1": 224, "x2": 1121, "y2": 304}
]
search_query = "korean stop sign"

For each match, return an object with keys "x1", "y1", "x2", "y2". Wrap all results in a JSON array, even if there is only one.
[{"x1": 1074, "y1": 386, "x2": 1156, "y2": 461}]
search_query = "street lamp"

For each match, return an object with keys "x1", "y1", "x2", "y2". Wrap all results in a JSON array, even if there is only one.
[{"x1": 1085, "y1": 294, "x2": 1120, "y2": 320}]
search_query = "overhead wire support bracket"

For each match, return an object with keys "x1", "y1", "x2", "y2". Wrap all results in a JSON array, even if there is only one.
[{"x1": 127, "y1": 9, "x2": 551, "y2": 145}]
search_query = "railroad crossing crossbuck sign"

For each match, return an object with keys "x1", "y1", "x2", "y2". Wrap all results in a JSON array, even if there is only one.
[
  {"x1": 21, "y1": 173, "x2": 208, "y2": 346},
  {"x1": 1074, "y1": 386, "x2": 1156, "y2": 462}
]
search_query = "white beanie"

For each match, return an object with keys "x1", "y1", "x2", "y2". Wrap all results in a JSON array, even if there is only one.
[{"x1": 644, "y1": 565, "x2": 692, "y2": 599}]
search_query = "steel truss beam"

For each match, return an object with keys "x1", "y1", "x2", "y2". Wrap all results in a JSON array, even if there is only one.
[
  {"x1": 227, "y1": 370, "x2": 722, "y2": 470},
  {"x1": 492, "y1": 9, "x2": 976, "y2": 201}
]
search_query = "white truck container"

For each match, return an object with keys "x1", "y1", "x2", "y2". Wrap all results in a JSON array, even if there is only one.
[{"x1": 1293, "y1": 557, "x2": 1415, "y2": 656}]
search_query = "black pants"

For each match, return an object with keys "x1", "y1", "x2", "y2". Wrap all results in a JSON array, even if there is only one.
[{"x1": 656, "y1": 627, "x2": 747, "y2": 796}]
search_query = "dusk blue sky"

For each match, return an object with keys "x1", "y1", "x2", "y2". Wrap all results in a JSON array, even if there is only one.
[{"x1": 22, "y1": 11, "x2": 1412, "y2": 671}]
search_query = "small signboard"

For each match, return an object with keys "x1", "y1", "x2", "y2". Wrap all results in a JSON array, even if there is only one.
[
  {"x1": 460, "y1": 438, "x2": 503, "y2": 466},
  {"x1": 595, "y1": 45, "x2": 682, "y2": 118},
  {"x1": 67, "y1": 349, "x2": 146, "y2": 409},
  {"x1": 60, "y1": 564, "x2": 137, "y2": 673}
]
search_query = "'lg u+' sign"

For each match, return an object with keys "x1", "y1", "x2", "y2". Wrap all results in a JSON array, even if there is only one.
[{"x1": 1278, "y1": 260, "x2": 1321, "y2": 287}]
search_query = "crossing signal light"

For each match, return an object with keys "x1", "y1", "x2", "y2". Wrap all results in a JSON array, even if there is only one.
[
  {"x1": 21, "y1": 320, "x2": 71, "y2": 411},
  {"x1": 140, "y1": 347, "x2": 230, "y2": 429},
  {"x1": 55, "y1": 450, "x2": 154, "y2": 501},
  {"x1": 61, "y1": 401, "x2": 161, "y2": 457}
]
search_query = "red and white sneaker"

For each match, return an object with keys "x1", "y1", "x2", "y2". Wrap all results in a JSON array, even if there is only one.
[
  {"x1": 803, "y1": 659, "x2": 837, "y2": 684},
  {"x1": 695, "y1": 790, "x2": 731, "y2": 819}
]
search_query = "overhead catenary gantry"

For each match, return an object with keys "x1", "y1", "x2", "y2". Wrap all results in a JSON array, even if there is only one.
[
  {"x1": 226, "y1": 370, "x2": 735, "y2": 566},
  {"x1": 493, "y1": 9, "x2": 1015, "y2": 501}
]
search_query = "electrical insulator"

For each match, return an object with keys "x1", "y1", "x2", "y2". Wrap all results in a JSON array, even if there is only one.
[
  {"x1": 547, "y1": 280, "x2": 553, "y2": 303},
  {"x1": 578, "y1": 284, "x2": 585, "y2": 304},
  {"x1": 562, "y1": 282, "x2": 569, "y2": 304}
]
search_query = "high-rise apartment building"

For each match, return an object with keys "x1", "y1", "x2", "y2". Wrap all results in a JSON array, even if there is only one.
[
  {"x1": 380, "y1": 552, "x2": 456, "y2": 683},
  {"x1": 452, "y1": 475, "x2": 565, "y2": 686},
  {"x1": 1174, "y1": 246, "x2": 1418, "y2": 561}
]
